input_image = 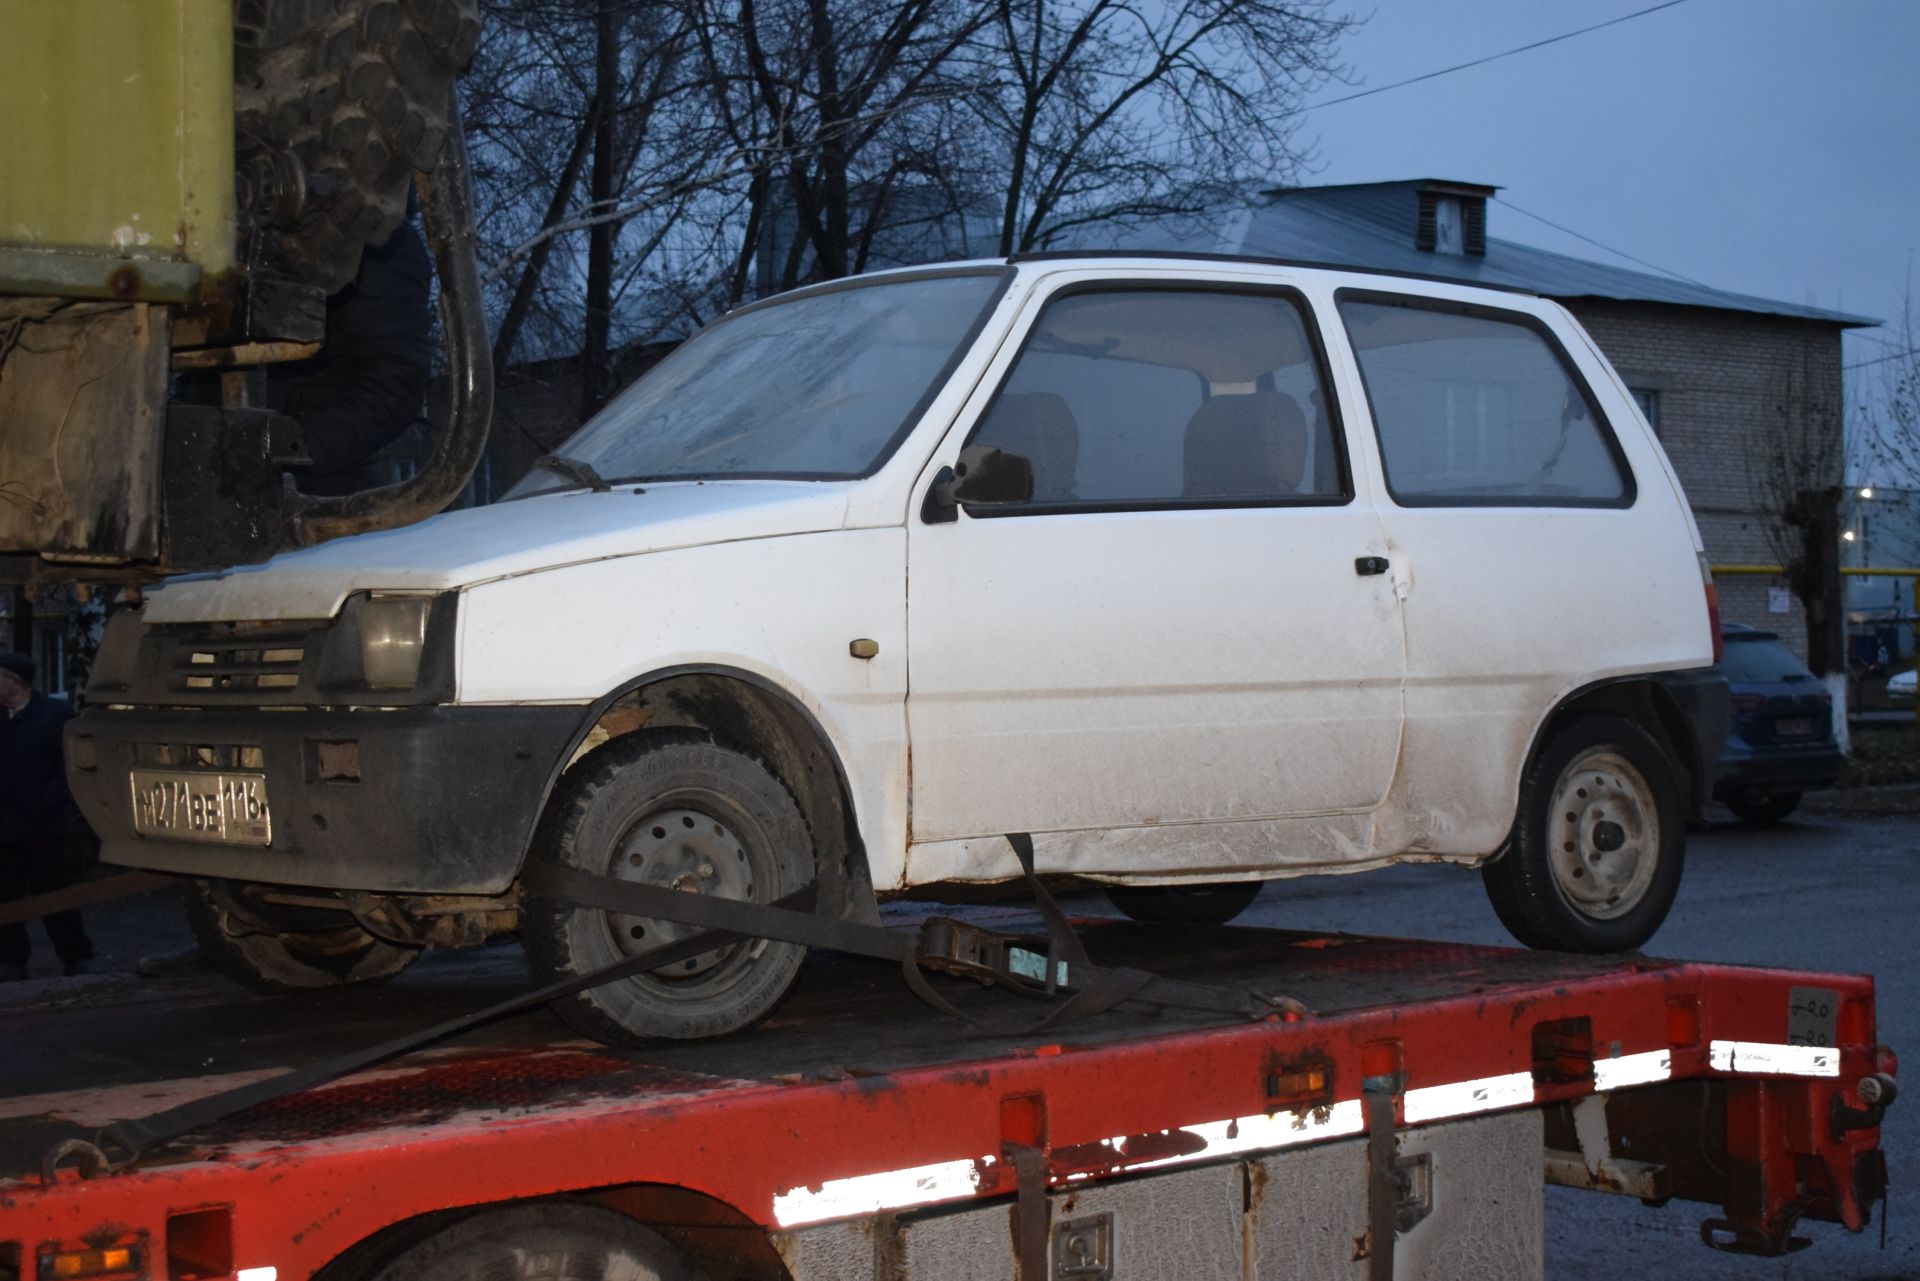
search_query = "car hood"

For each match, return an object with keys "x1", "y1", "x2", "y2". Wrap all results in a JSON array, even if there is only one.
[{"x1": 143, "y1": 481, "x2": 857, "y2": 623}]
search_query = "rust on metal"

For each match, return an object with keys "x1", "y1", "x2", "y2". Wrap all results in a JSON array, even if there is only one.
[{"x1": 0, "y1": 302, "x2": 166, "y2": 564}]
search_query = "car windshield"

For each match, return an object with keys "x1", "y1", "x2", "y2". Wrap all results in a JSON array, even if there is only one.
[{"x1": 505, "y1": 271, "x2": 1008, "y2": 497}]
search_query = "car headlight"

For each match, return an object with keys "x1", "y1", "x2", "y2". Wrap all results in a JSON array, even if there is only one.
[{"x1": 356, "y1": 594, "x2": 432, "y2": 689}]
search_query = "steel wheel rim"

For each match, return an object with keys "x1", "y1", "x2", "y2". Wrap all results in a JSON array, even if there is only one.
[
  {"x1": 1546, "y1": 749, "x2": 1659, "y2": 921},
  {"x1": 602, "y1": 803, "x2": 765, "y2": 984}
]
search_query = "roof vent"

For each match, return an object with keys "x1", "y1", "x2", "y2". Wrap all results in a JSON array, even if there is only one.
[{"x1": 1416, "y1": 186, "x2": 1487, "y2": 256}]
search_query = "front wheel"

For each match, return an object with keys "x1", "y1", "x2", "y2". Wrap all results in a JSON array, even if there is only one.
[
  {"x1": 1103, "y1": 881, "x2": 1262, "y2": 925},
  {"x1": 524, "y1": 731, "x2": 811, "y2": 1046},
  {"x1": 1482, "y1": 713, "x2": 1684, "y2": 953},
  {"x1": 184, "y1": 878, "x2": 420, "y2": 992}
]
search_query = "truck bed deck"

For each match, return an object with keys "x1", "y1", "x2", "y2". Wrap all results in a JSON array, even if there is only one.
[
  {"x1": 0, "y1": 913, "x2": 1891, "y2": 1279},
  {"x1": 2, "y1": 920, "x2": 1663, "y2": 1161}
]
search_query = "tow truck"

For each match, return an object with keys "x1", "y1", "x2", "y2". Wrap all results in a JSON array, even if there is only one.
[{"x1": 0, "y1": 898, "x2": 1896, "y2": 1281}]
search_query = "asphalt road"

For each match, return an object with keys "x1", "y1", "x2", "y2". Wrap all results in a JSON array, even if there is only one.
[{"x1": 3, "y1": 809, "x2": 1914, "y2": 1279}]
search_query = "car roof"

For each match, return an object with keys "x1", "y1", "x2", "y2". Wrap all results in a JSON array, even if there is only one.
[
  {"x1": 827, "y1": 253, "x2": 1549, "y2": 304},
  {"x1": 1007, "y1": 249, "x2": 1541, "y2": 297}
]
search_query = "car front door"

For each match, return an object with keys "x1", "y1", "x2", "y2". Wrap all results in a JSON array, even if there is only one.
[{"x1": 903, "y1": 277, "x2": 1406, "y2": 881}]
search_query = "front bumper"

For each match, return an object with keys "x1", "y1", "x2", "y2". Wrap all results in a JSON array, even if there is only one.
[{"x1": 68, "y1": 704, "x2": 582, "y2": 894}]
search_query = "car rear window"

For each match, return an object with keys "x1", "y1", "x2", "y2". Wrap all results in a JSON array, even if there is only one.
[
  {"x1": 1337, "y1": 292, "x2": 1632, "y2": 507},
  {"x1": 1721, "y1": 636, "x2": 1811, "y2": 683}
]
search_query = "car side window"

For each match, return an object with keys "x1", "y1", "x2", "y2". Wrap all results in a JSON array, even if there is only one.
[
  {"x1": 964, "y1": 288, "x2": 1348, "y2": 510},
  {"x1": 1337, "y1": 293, "x2": 1633, "y2": 507}
]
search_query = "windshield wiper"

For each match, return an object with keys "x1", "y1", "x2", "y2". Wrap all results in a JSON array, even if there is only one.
[{"x1": 532, "y1": 453, "x2": 612, "y2": 493}]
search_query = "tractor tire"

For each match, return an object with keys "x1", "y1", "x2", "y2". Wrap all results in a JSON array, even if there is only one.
[{"x1": 234, "y1": 0, "x2": 482, "y2": 292}]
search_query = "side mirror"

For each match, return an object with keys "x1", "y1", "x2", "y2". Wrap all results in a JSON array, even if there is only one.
[{"x1": 950, "y1": 445, "x2": 1034, "y2": 506}]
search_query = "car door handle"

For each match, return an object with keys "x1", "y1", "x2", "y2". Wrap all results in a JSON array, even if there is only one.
[{"x1": 1355, "y1": 556, "x2": 1390, "y2": 576}]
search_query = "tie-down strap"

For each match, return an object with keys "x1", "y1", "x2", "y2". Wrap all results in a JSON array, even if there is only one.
[
  {"x1": 76, "y1": 835, "x2": 1304, "y2": 1171},
  {"x1": 524, "y1": 831, "x2": 1307, "y2": 1034}
]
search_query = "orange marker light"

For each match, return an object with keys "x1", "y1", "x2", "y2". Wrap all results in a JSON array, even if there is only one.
[{"x1": 44, "y1": 1246, "x2": 139, "y2": 1280}]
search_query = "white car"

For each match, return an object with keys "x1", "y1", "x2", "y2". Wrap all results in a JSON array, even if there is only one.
[
  {"x1": 72, "y1": 256, "x2": 1728, "y2": 1044},
  {"x1": 1889, "y1": 669, "x2": 1916, "y2": 699}
]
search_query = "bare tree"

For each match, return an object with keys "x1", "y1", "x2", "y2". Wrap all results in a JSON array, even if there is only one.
[
  {"x1": 463, "y1": 1, "x2": 722, "y2": 387},
  {"x1": 1750, "y1": 358, "x2": 1848, "y2": 739},
  {"x1": 973, "y1": 0, "x2": 1351, "y2": 255},
  {"x1": 686, "y1": 0, "x2": 994, "y2": 296},
  {"x1": 455, "y1": 0, "x2": 1359, "y2": 460},
  {"x1": 1855, "y1": 286, "x2": 1920, "y2": 490}
]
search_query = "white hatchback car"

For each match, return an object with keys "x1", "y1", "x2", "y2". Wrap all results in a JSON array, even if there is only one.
[{"x1": 72, "y1": 255, "x2": 1728, "y2": 1044}]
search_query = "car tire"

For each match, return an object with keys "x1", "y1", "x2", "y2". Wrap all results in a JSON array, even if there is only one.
[
  {"x1": 1102, "y1": 881, "x2": 1262, "y2": 926},
  {"x1": 184, "y1": 878, "x2": 420, "y2": 992},
  {"x1": 1726, "y1": 790, "x2": 1803, "y2": 825},
  {"x1": 1482, "y1": 713, "x2": 1684, "y2": 953},
  {"x1": 362, "y1": 1201, "x2": 707, "y2": 1281},
  {"x1": 525, "y1": 731, "x2": 811, "y2": 1046},
  {"x1": 234, "y1": 0, "x2": 482, "y2": 292}
]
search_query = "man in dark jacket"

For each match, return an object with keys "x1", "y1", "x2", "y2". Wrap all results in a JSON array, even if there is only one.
[{"x1": 0, "y1": 652, "x2": 94, "y2": 979}]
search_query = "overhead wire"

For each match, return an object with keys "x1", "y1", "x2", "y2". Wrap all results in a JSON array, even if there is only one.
[
  {"x1": 1295, "y1": 0, "x2": 1697, "y2": 117},
  {"x1": 1493, "y1": 196, "x2": 1710, "y2": 287},
  {"x1": 1845, "y1": 345, "x2": 1920, "y2": 372},
  {"x1": 1282, "y1": 1, "x2": 1715, "y2": 289}
]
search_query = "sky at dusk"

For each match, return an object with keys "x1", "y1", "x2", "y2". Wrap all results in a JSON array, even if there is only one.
[{"x1": 1293, "y1": 0, "x2": 1918, "y2": 380}]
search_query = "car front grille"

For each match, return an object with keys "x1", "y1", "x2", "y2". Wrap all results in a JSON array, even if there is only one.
[{"x1": 174, "y1": 635, "x2": 309, "y2": 693}]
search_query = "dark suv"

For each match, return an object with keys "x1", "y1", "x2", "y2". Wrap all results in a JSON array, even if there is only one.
[{"x1": 1713, "y1": 624, "x2": 1846, "y2": 822}]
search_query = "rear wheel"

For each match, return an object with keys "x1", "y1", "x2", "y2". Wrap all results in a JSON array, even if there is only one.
[
  {"x1": 1102, "y1": 881, "x2": 1262, "y2": 926},
  {"x1": 524, "y1": 732, "x2": 811, "y2": 1046},
  {"x1": 1726, "y1": 790, "x2": 1802, "y2": 825},
  {"x1": 362, "y1": 1201, "x2": 706, "y2": 1281},
  {"x1": 184, "y1": 878, "x2": 420, "y2": 992},
  {"x1": 1483, "y1": 713, "x2": 1684, "y2": 953}
]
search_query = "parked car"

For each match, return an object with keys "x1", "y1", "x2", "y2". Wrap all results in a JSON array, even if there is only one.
[
  {"x1": 69, "y1": 256, "x2": 1727, "y2": 1044},
  {"x1": 1889, "y1": 669, "x2": 1916, "y2": 700},
  {"x1": 1712, "y1": 623, "x2": 1845, "y2": 823}
]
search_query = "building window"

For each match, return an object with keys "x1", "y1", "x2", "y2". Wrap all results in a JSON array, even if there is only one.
[{"x1": 1630, "y1": 387, "x2": 1661, "y2": 437}]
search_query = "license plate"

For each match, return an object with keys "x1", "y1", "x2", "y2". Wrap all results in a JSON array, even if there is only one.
[
  {"x1": 130, "y1": 770, "x2": 273, "y2": 846},
  {"x1": 1774, "y1": 717, "x2": 1814, "y2": 738}
]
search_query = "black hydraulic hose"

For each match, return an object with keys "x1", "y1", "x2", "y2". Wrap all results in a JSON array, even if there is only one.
[{"x1": 289, "y1": 88, "x2": 494, "y2": 545}]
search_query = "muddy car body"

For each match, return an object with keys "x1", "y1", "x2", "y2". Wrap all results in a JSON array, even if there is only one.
[{"x1": 70, "y1": 255, "x2": 1728, "y2": 1042}]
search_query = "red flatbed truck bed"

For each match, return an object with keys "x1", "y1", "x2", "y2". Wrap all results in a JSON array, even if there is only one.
[{"x1": 0, "y1": 920, "x2": 1896, "y2": 1281}]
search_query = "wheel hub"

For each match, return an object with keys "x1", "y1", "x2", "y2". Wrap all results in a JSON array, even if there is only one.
[
  {"x1": 1546, "y1": 750, "x2": 1660, "y2": 921},
  {"x1": 608, "y1": 806, "x2": 755, "y2": 979}
]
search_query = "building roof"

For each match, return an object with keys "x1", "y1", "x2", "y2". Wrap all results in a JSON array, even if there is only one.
[{"x1": 1085, "y1": 179, "x2": 1876, "y2": 329}]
